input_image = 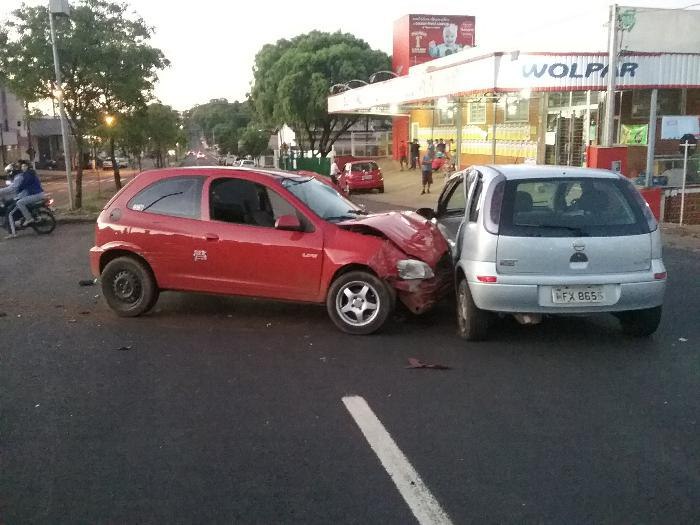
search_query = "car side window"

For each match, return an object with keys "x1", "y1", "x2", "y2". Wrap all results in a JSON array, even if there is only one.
[
  {"x1": 468, "y1": 178, "x2": 483, "y2": 222},
  {"x1": 127, "y1": 176, "x2": 204, "y2": 219},
  {"x1": 209, "y1": 178, "x2": 297, "y2": 228}
]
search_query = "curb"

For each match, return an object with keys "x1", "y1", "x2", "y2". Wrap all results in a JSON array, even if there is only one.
[{"x1": 56, "y1": 215, "x2": 98, "y2": 224}]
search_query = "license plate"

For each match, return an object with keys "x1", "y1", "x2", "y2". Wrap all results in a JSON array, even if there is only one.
[
  {"x1": 552, "y1": 285, "x2": 605, "y2": 304},
  {"x1": 362, "y1": 174, "x2": 373, "y2": 180}
]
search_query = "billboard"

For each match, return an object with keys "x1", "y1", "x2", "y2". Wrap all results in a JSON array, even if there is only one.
[
  {"x1": 407, "y1": 15, "x2": 475, "y2": 67},
  {"x1": 619, "y1": 7, "x2": 700, "y2": 53}
]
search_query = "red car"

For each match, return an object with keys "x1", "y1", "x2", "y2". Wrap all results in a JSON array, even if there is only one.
[
  {"x1": 90, "y1": 168, "x2": 451, "y2": 334},
  {"x1": 338, "y1": 160, "x2": 384, "y2": 195}
]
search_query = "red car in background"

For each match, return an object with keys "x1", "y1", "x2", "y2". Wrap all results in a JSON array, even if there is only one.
[
  {"x1": 90, "y1": 167, "x2": 451, "y2": 334},
  {"x1": 338, "y1": 160, "x2": 384, "y2": 195}
]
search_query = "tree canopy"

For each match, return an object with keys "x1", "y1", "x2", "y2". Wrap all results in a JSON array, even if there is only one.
[
  {"x1": 250, "y1": 31, "x2": 390, "y2": 156},
  {"x1": 185, "y1": 99, "x2": 251, "y2": 154},
  {"x1": 0, "y1": 0, "x2": 168, "y2": 206}
]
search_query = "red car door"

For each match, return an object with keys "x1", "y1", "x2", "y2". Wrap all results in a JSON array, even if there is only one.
[
  {"x1": 122, "y1": 175, "x2": 208, "y2": 291},
  {"x1": 199, "y1": 176, "x2": 325, "y2": 302}
]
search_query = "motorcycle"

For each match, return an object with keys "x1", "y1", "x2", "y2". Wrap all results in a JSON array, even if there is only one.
[{"x1": 0, "y1": 196, "x2": 57, "y2": 236}]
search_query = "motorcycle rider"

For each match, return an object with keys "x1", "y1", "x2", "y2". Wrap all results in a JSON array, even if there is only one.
[{"x1": 0, "y1": 161, "x2": 45, "y2": 238}]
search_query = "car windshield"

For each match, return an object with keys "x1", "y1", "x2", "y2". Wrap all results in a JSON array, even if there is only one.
[
  {"x1": 499, "y1": 177, "x2": 648, "y2": 237},
  {"x1": 282, "y1": 177, "x2": 364, "y2": 221}
]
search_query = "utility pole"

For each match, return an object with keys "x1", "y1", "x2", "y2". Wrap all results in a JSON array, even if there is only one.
[
  {"x1": 603, "y1": 3, "x2": 619, "y2": 147},
  {"x1": 48, "y1": 0, "x2": 75, "y2": 209}
]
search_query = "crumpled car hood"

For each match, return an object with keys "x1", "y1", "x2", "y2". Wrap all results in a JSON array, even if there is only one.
[{"x1": 338, "y1": 211, "x2": 448, "y2": 267}]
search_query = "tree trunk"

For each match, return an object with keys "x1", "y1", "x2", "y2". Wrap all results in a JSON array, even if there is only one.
[
  {"x1": 110, "y1": 136, "x2": 121, "y2": 190},
  {"x1": 75, "y1": 139, "x2": 84, "y2": 209}
]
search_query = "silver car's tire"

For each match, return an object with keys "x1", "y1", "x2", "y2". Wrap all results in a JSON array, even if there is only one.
[
  {"x1": 456, "y1": 277, "x2": 489, "y2": 341},
  {"x1": 326, "y1": 271, "x2": 392, "y2": 335},
  {"x1": 618, "y1": 306, "x2": 662, "y2": 337}
]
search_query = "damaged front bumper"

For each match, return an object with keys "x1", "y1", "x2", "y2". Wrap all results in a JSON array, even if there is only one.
[{"x1": 389, "y1": 255, "x2": 453, "y2": 315}]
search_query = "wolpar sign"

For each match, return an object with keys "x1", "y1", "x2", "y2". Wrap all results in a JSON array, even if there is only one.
[{"x1": 499, "y1": 53, "x2": 700, "y2": 92}]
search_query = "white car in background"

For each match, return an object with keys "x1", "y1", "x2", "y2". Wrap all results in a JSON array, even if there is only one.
[{"x1": 237, "y1": 159, "x2": 256, "y2": 167}]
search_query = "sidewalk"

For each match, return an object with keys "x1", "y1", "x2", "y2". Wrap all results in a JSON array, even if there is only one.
[
  {"x1": 356, "y1": 159, "x2": 452, "y2": 210},
  {"x1": 40, "y1": 168, "x2": 139, "y2": 215}
]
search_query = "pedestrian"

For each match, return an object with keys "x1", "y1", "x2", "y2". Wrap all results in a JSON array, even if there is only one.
[
  {"x1": 421, "y1": 150, "x2": 434, "y2": 195},
  {"x1": 410, "y1": 139, "x2": 420, "y2": 170},
  {"x1": 437, "y1": 138, "x2": 446, "y2": 154},
  {"x1": 330, "y1": 158, "x2": 340, "y2": 186},
  {"x1": 427, "y1": 139, "x2": 435, "y2": 154},
  {"x1": 399, "y1": 141, "x2": 408, "y2": 171}
]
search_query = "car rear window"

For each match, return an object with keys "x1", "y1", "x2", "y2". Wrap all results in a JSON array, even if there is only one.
[
  {"x1": 350, "y1": 162, "x2": 378, "y2": 172},
  {"x1": 499, "y1": 177, "x2": 649, "y2": 237},
  {"x1": 128, "y1": 176, "x2": 204, "y2": 219}
]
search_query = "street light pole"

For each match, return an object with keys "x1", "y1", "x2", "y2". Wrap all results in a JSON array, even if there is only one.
[
  {"x1": 48, "y1": 1, "x2": 75, "y2": 209},
  {"x1": 603, "y1": 4, "x2": 619, "y2": 147}
]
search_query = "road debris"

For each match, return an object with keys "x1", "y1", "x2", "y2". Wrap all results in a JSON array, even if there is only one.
[
  {"x1": 406, "y1": 357, "x2": 451, "y2": 370},
  {"x1": 116, "y1": 345, "x2": 133, "y2": 352},
  {"x1": 679, "y1": 337, "x2": 688, "y2": 343}
]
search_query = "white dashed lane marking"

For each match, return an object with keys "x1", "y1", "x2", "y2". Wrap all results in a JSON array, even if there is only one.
[{"x1": 342, "y1": 395, "x2": 453, "y2": 525}]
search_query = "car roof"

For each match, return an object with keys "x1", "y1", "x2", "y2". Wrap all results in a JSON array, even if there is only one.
[
  {"x1": 478, "y1": 164, "x2": 621, "y2": 180},
  {"x1": 136, "y1": 166, "x2": 310, "y2": 183}
]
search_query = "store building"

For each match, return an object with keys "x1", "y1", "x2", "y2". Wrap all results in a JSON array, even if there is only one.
[
  {"x1": 328, "y1": 8, "x2": 700, "y2": 205},
  {"x1": 329, "y1": 49, "x2": 700, "y2": 178}
]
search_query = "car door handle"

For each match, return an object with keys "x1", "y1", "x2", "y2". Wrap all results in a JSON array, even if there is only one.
[{"x1": 204, "y1": 233, "x2": 219, "y2": 241}]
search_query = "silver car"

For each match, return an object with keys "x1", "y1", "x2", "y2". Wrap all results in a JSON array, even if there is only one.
[{"x1": 423, "y1": 165, "x2": 666, "y2": 340}]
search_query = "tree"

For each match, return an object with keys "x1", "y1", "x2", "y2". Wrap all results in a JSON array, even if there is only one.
[
  {"x1": 239, "y1": 127, "x2": 270, "y2": 159},
  {"x1": 251, "y1": 31, "x2": 390, "y2": 157},
  {"x1": 0, "y1": 0, "x2": 168, "y2": 207},
  {"x1": 144, "y1": 103, "x2": 181, "y2": 168},
  {"x1": 185, "y1": 99, "x2": 251, "y2": 152}
]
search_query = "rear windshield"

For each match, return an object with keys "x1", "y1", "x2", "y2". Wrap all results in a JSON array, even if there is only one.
[
  {"x1": 499, "y1": 177, "x2": 649, "y2": 237},
  {"x1": 350, "y1": 162, "x2": 378, "y2": 172}
]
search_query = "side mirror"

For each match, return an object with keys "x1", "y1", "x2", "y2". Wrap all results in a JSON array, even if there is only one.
[
  {"x1": 275, "y1": 214, "x2": 302, "y2": 231},
  {"x1": 416, "y1": 207, "x2": 436, "y2": 220}
]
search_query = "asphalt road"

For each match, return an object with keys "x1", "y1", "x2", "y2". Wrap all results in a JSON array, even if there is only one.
[{"x1": 1, "y1": 218, "x2": 699, "y2": 524}]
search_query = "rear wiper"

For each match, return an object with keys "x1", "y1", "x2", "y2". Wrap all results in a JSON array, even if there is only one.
[{"x1": 520, "y1": 224, "x2": 587, "y2": 236}]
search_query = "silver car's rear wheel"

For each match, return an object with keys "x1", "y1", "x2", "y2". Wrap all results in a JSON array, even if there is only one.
[{"x1": 456, "y1": 277, "x2": 490, "y2": 341}]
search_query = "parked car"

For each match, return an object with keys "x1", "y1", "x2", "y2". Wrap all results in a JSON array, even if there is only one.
[
  {"x1": 338, "y1": 160, "x2": 383, "y2": 195},
  {"x1": 90, "y1": 168, "x2": 452, "y2": 334},
  {"x1": 196, "y1": 151, "x2": 206, "y2": 159},
  {"x1": 237, "y1": 159, "x2": 256, "y2": 167},
  {"x1": 102, "y1": 157, "x2": 128, "y2": 169},
  {"x1": 420, "y1": 165, "x2": 666, "y2": 340}
]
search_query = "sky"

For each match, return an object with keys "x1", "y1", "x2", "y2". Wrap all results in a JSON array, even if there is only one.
[{"x1": 1, "y1": 0, "x2": 696, "y2": 111}]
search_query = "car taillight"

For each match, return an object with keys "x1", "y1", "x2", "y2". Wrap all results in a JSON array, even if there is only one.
[
  {"x1": 476, "y1": 275, "x2": 498, "y2": 283},
  {"x1": 654, "y1": 272, "x2": 667, "y2": 280}
]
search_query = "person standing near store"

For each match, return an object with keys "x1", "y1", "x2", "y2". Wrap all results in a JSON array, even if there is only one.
[
  {"x1": 399, "y1": 141, "x2": 408, "y2": 171},
  {"x1": 420, "y1": 150, "x2": 434, "y2": 195},
  {"x1": 410, "y1": 139, "x2": 420, "y2": 170}
]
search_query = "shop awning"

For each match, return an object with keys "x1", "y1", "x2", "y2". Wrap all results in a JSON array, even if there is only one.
[{"x1": 328, "y1": 50, "x2": 700, "y2": 114}]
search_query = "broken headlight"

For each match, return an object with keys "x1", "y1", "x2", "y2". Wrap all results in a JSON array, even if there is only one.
[{"x1": 397, "y1": 259, "x2": 435, "y2": 280}]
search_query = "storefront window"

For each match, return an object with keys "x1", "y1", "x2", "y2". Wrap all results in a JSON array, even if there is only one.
[
  {"x1": 631, "y1": 89, "x2": 682, "y2": 117},
  {"x1": 468, "y1": 102, "x2": 486, "y2": 124},
  {"x1": 506, "y1": 97, "x2": 529, "y2": 122},
  {"x1": 436, "y1": 109, "x2": 455, "y2": 126},
  {"x1": 547, "y1": 92, "x2": 569, "y2": 108}
]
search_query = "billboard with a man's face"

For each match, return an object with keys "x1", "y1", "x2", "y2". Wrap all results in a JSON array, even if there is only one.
[{"x1": 408, "y1": 15, "x2": 475, "y2": 66}]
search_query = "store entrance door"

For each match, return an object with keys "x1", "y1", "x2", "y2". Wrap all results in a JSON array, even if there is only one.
[{"x1": 546, "y1": 112, "x2": 587, "y2": 167}]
